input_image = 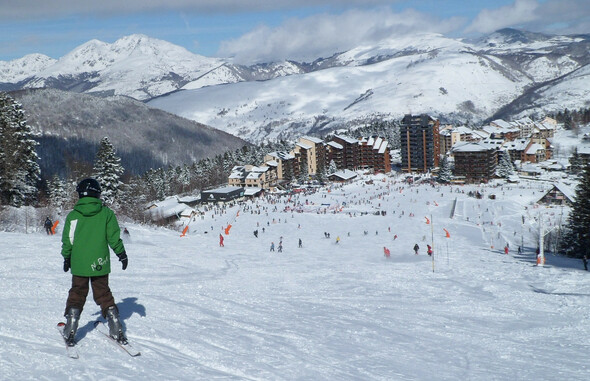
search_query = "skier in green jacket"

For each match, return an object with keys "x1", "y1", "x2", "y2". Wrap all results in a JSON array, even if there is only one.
[{"x1": 60, "y1": 178, "x2": 129, "y2": 345}]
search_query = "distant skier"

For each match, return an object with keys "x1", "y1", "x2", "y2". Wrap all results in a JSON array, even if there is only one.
[
  {"x1": 583, "y1": 255, "x2": 588, "y2": 271},
  {"x1": 123, "y1": 227, "x2": 130, "y2": 236},
  {"x1": 504, "y1": 245, "x2": 509, "y2": 255},
  {"x1": 384, "y1": 247, "x2": 391, "y2": 258},
  {"x1": 335, "y1": 236, "x2": 340, "y2": 244},
  {"x1": 413, "y1": 243, "x2": 419, "y2": 255},
  {"x1": 270, "y1": 242, "x2": 275, "y2": 252},
  {"x1": 60, "y1": 178, "x2": 128, "y2": 346},
  {"x1": 427, "y1": 244, "x2": 433, "y2": 256},
  {"x1": 44, "y1": 216, "x2": 53, "y2": 235},
  {"x1": 219, "y1": 234, "x2": 224, "y2": 247},
  {"x1": 278, "y1": 243, "x2": 283, "y2": 252},
  {"x1": 254, "y1": 230, "x2": 258, "y2": 238},
  {"x1": 298, "y1": 238, "x2": 302, "y2": 248}
]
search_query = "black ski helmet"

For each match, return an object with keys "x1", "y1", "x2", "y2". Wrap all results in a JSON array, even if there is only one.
[{"x1": 76, "y1": 178, "x2": 101, "y2": 198}]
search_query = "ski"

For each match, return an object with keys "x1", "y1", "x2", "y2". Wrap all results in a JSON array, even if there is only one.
[
  {"x1": 94, "y1": 321, "x2": 141, "y2": 357},
  {"x1": 57, "y1": 322, "x2": 79, "y2": 359}
]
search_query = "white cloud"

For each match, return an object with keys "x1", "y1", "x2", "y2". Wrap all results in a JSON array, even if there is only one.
[
  {"x1": 0, "y1": 1, "x2": 397, "y2": 20},
  {"x1": 465, "y1": 0, "x2": 540, "y2": 34},
  {"x1": 217, "y1": 8, "x2": 464, "y2": 64}
]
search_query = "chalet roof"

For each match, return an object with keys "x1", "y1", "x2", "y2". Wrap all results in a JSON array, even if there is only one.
[
  {"x1": 246, "y1": 171, "x2": 263, "y2": 180},
  {"x1": 296, "y1": 142, "x2": 312, "y2": 150},
  {"x1": 229, "y1": 166, "x2": 246, "y2": 179},
  {"x1": 328, "y1": 169, "x2": 358, "y2": 181},
  {"x1": 372, "y1": 137, "x2": 383, "y2": 150},
  {"x1": 538, "y1": 182, "x2": 576, "y2": 204},
  {"x1": 147, "y1": 196, "x2": 187, "y2": 219},
  {"x1": 554, "y1": 182, "x2": 576, "y2": 202},
  {"x1": 251, "y1": 166, "x2": 269, "y2": 173},
  {"x1": 378, "y1": 140, "x2": 389, "y2": 154},
  {"x1": 265, "y1": 160, "x2": 278, "y2": 167}
]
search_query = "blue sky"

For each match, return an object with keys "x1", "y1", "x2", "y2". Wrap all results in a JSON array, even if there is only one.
[{"x1": 1, "y1": 0, "x2": 589, "y2": 63}]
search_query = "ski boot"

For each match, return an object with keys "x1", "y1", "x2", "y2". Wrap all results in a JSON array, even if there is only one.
[
  {"x1": 63, "y1": 307, "x2": 81, "y2": 346},
  {"x1": 106, "y1": 305, "x2": 127, "y2": 344}
]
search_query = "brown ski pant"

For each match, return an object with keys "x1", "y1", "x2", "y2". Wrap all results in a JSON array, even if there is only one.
[{"x1": 65, "y1": 275, "x2": 116, "y2": 318}]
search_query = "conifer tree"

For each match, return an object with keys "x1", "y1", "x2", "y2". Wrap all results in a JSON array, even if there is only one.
[
  {"x1": 93, "y1": 137, "x2": 124, "y2": 206},
  {"x1": 569, "y1": 147, "x2": 583, "y2": 175},
  {"x1": 437, "y1": 155, "x2": 453, "y2": 183},
  {"x1": 327, "y1": 159, "x2": 338, "y2": 175},
  {"x1": 561, "y1": 164, "x2": 590, "y2": 258},
  {"x1": 47, "y1": 174, "x2": 69, "y2": 211},
  {"x1": 496, "y1": 151, "x2": 515, "y2": 178},
  {"x1": 0, "y1": 92, "x2": 41, "y2": 206}
]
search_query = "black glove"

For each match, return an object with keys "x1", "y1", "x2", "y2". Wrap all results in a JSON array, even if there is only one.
[
  {"x1": 116, "y1": 251, "x2": 128, "y2": 270},
  {"x1": 63, "y1": 258, "x2": 70, "y2": 272}
]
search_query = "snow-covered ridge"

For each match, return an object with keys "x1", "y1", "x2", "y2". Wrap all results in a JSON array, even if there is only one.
[{"x1": 2, "y1": 29, "x2": 590, "y2": 141}]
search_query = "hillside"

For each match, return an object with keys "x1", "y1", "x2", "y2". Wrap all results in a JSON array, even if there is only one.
[
  {"x1": 10, "y1": 89, "x2": 248, "y2": 177},
  {"x1": 1, "y1": 173, "x2": 588, "y2": 379},
  {"x1": 2, "y1": 30, "x2": 590, "y2": 144}
]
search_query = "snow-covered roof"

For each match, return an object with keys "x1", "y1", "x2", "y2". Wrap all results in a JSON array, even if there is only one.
[
  {"x1": 267, "y1": 151, "x2": 295, "y2": 161},
  {"x1": 378, "y1": 141, "x2": 388, "y2": 154},
  {"x1": 372, "y1": 137, "x2": 383, "y2": 150},
  {"x1": 206, "y1": 186, "x2": 243, "y2": 194},
  {"x1": 148, "y1": 196, "x2": 187, "y2": 219},
  {"x1": 577, "y1": 146, "x2": 590, "y2": 155},
  {"x1": 246, "y1": 171, "x2": 263, "y2": 180},
  {"x1": 525, "y1": 143, "x2": 544, "y2": 154},
  {"x1": 491, "y1": 119, "x2": 512, "y2": 129},
  {"x1": 505, "y1": 139, "x2": 529, "y2": 151},
  {"x1": 334, "y1": 134, "x2": 358, "y2": 144},
  {"x1": 300, "y1": 136, "x2": 323, "y2": 144},
  {"x1": 327, "y1": 141, "x2": 344, "y2": 150},
  {"x1": 265, "y1": 160, "x2": 278, "y2": 167},
  {"x1": 178, "y1": 195, "x2": 200, "y2": 203},
  {"x1": 329, "y1": 169, "x2": 358, "y2": 181},
  {"x1": 554, "y1": 182, "x2": 576, "y2": 202},
  {"x1": 452, "y1": 142, "x2": 494, "y2": 153},
  {"x1": 296, "y1": 142, "x2": 312, "y2": 150},
  {"x1": 244, "y1": 187, "x2": 263, "y2": 196}
]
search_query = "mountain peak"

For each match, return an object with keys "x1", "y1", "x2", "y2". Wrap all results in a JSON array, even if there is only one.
[{"x1": 485, "y1": 28, "x2": 550, "y2": 46}]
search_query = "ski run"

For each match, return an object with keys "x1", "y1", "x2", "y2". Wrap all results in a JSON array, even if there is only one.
[{"x1": 1, "y1": 171, "x2": 589, "y2": 380}]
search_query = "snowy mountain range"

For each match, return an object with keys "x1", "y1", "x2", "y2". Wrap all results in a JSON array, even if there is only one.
[{"x1": 2, "y1": 29, "x2": 590, "y2": 143}]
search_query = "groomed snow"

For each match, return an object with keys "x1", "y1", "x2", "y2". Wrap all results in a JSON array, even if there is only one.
[{"x1": 1, "y1": 174, "x2": 589, "y2": 380}]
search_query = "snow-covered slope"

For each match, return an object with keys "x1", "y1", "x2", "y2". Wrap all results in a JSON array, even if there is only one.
[
  {"x1": 4, "y1": 35, "x2": 226, "y2": 100},
  {"x1": 0, "y1": 53, "x2": 56, "y2": 82},
  {"x1": 1, "y1": 174, "x2": 589, "y2": 379},
  {"x1": 149, "y1": 30, "x2": 590, "y2": 142},
  {"x1": 2, "y1": 29, "x2": 590, "y2": 142},
  {"x1": 150, "y1": 34, "x2": 537, "y2": 142}
]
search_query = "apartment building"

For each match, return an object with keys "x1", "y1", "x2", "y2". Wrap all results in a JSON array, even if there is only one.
[{"x1": 400, "y1": 114, "x2": 440, "y2": 172}]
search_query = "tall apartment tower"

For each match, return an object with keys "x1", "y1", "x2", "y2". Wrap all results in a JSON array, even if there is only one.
[{"x1": 400, "y1": 114, "x2": 440, "y2": 172}]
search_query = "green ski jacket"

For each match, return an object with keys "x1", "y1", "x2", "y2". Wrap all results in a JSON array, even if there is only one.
[{"x1": 61, "y1": 197, "x2": 126, "y2": 277}]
